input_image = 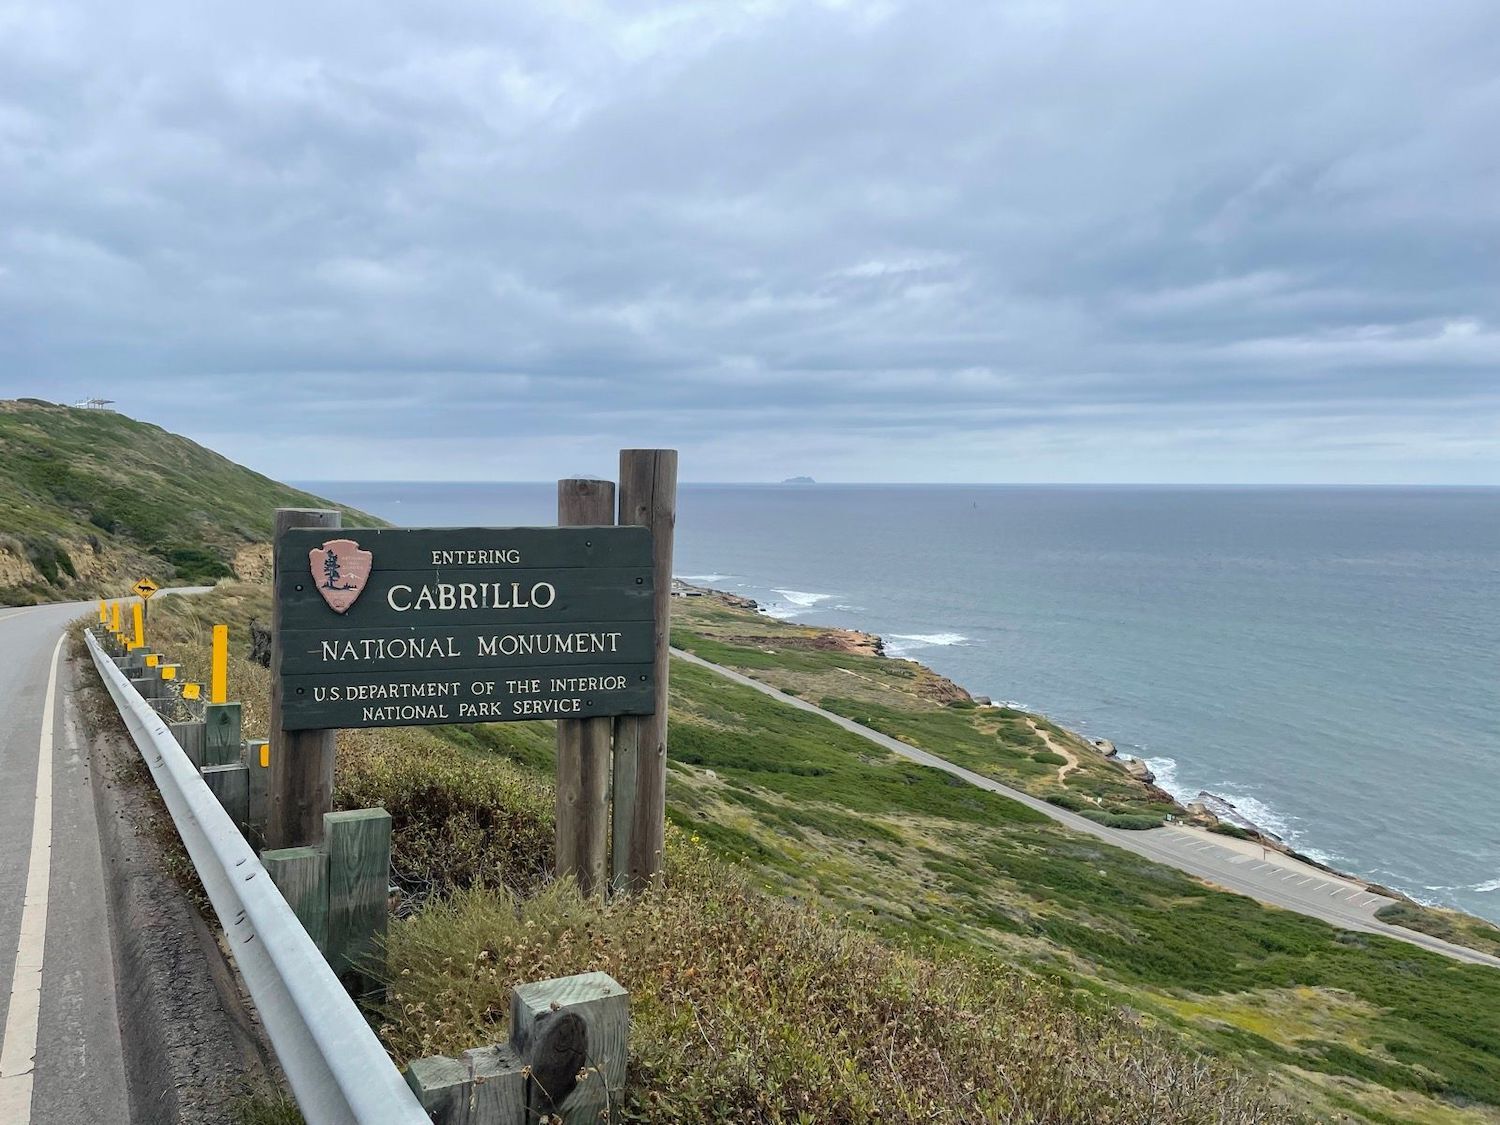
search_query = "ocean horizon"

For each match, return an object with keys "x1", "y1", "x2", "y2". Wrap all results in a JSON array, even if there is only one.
[{"x1": 300, "y1": 480, "x2": 1500, "y2": 925}]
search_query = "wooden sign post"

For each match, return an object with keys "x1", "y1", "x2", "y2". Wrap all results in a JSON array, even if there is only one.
[
  {"x1": 555, "y1": 479, "x2": 617, "y2": 897},
  {"x1": 613, "y1": 449, "x2": 677, "y2": 892},
  {"x1": 267, "y1": 508, "x2": 342, "y2": 849}
]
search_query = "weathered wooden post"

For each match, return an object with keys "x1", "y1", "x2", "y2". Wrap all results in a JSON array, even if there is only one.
[
  {"x1": 245, "y1": 739, "x2": 270, "y2": 842},
  {"x1": 264, "y1": 847, "x2": 329, "y2": 949},
  {"x1": 267, "y1": 508, "x2": 341, "y2": 849},
  {"x1": 556, "y1": 479, "x2": 616, "y2": 897},
  {"x1": 169, "y1": 719, "x2": 207, "y2": 768},
  {"x1": 325, "y1": 808, "x2": 392, "y2": 998},
  {"x1": 204, "y1": 702, "x2": 242, "y2": 767},
  {"x1": 405, "y1": 971, "x2": 628, "y2": 1124},
  {"x1": 613, "y1": 450, "x2": 677, "y2": 892}
]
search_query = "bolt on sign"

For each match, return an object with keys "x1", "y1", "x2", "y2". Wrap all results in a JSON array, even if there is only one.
[
  {"x1": 132, "y1": 577, "x2": 161, "y2": 600},
  {"x1": 274, "y1": 527, "x2": 657, "y2": 731}
]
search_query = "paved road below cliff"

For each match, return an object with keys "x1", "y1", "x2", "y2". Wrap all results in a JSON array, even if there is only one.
[{"x1": 673, "y1": 646, "x2": 1500, "y2": 970}]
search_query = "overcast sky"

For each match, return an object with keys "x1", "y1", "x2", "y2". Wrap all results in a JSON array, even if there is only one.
[{"x1": 1, "y1": 1, "x2": 1496, "y2": 483}]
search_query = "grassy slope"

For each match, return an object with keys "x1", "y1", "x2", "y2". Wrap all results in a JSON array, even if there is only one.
[
  {"x1": 151, "y1": 586, "x2": 1500, "y2": 1125},
  {"x1": 146, "y1": 587, "x2": 1282, "y2": 1124},
  {"x1": 0, "y1": 399, "x2": 375, "y2": 603}
]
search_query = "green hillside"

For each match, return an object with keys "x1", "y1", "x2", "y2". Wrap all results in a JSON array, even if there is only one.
[{"x1": 0, "y1": 398, "x2": 375, "y2": 604}]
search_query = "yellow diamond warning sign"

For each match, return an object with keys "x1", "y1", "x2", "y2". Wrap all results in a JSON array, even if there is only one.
[{"x1": 132, "y1": 577, "x2": 161, "y2": 600}]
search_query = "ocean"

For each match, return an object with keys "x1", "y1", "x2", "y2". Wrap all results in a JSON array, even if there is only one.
[{"x1": 302, "y1": 482, "x2": 1500, "y2": 925}]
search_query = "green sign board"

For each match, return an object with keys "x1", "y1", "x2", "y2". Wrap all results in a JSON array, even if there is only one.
[{"x1": 274, "y1": 527, "x2": 656, "y2": 730}]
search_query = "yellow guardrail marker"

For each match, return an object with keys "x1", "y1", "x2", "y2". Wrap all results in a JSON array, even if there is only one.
[
  {"x1": 162, "y1": 665, "x2": 178, "y2": 681},
  {"x1": 98, "y1": 600, "x2": 107, "y2": 624},
  {"x1": 182, "y1": 683, "x2": 201, "y2": 701},
  {"x1": 145, "y1": 654, "x2": 159, "y2": 668},
  {"x1": 211, "y1": 624, "x2": 228, "y2": 704},
  {"x1": 110, "y1": 602, "x2": 121, "y2": 633},
  {"x1": 259, "y1": 743, "x2": 270, "y2": 768},
  {"x1": 131, "y1": 602, "x2": 145, "y2": 649}
]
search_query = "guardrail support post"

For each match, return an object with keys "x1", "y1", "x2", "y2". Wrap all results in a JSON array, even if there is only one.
[
  {"x1": 169, "y1": 720, "x2": 207, "y2": 768},
  {"x1": 263, "y1": 846, "x2": 330, "y2": 951},
  {"x1": 325, "y1": 808, "x2": 391, "y2": 998},
  {"x1": 204, "y1": 702, "x2": 242, "y2": 767},
  {"x1": 245, "y1": 739, "x2": 270, "y2": 842},
  {"x1": 203, "y1": 764, "x2": 250, "y2": 828}
]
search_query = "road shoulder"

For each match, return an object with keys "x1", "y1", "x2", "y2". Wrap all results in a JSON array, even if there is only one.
[{"x1": 73, "y1": 639, "x2": 280, "y2": 1123}]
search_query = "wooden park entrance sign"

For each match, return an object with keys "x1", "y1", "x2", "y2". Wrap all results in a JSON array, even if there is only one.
[
  {"x1": 275, "y1": 527, "x2": 657, "y2": 729},
  {"x1": 267, "y1": 449, "x2": 678, "y2": 898}
]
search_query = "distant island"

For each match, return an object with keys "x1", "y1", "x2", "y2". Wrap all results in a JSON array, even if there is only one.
[{"x1": 781, "y1": 476, "x2": 816, "y2": 484}]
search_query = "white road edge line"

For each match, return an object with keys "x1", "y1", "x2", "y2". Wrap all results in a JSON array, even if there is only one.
[{"x1": 0, "y1": 632, "x2": 65, "y2": 1122}]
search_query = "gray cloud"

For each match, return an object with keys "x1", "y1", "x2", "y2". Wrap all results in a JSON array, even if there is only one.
[{"x1": 1, "y1": 0, "x2": 1496, "y2": 482}]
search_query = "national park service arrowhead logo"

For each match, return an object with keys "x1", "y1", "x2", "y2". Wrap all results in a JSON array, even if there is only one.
[{"x1": 310, "y1": 539, "x2": 372, "y2": 614}]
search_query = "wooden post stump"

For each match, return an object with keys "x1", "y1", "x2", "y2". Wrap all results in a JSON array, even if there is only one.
[
  {"x1": 513, "y1": 971, "x2": 628, "y2": 1122},
  {"x1": 405, "y1": 1056, "x2": 474, "y2": 1124},
  {"x1": 404, "y1": 971, "x2": 627, "y2": 1125},
  {"x1": 461, "y1": 1046, "x2": 528, "y2": 1123}
]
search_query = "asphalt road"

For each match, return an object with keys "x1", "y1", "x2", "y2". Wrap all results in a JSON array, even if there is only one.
[
  {"x1": 0, "y1": 600, "x2": 131, "y2": 1125},
  {"x1": 674, "y1": 646, "x2": 1500, "y2": 970}
]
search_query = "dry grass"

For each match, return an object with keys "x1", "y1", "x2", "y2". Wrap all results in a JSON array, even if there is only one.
[{"x1": 382, "y1": 839, "x2": 1294, "y2": 1125}]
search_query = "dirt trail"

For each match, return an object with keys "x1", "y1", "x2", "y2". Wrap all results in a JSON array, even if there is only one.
[{"x1": 1029, "y1": 720, "x2": 1081, "y2": 782}]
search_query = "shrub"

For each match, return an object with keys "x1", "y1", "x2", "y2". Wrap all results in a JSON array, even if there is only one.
[
  {"x1": 161, "y1": 545, "x2": 233, "y2": 583},
  {"x1": 1081, "y1": 810, "x2": 1165, "y2": 831},
  {"x1": 23, "y1": 536, "x2": 74, "y2": 585},
  {"x1": 336, "y1": 727, "x2": 553, "y2": 901},
  {"x1": 1032, "y1": 750, "x2": 1068, "y2": 766},
  {"x1": 1046, "y1": 792, "x2": 1088, "y2": 811},
  {"x1": 1210, "y1": 822, "x2": 1254, "y2": 840}
]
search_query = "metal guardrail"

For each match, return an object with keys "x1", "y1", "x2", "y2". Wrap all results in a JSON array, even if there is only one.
[{"x1": 85, "y1": 629, "x2": 428, "y2": 1125}]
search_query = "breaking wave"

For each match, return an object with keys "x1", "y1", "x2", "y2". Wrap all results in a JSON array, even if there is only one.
[{"x1": 885, "y1": 632, "x2": 970, "y2": 657}]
